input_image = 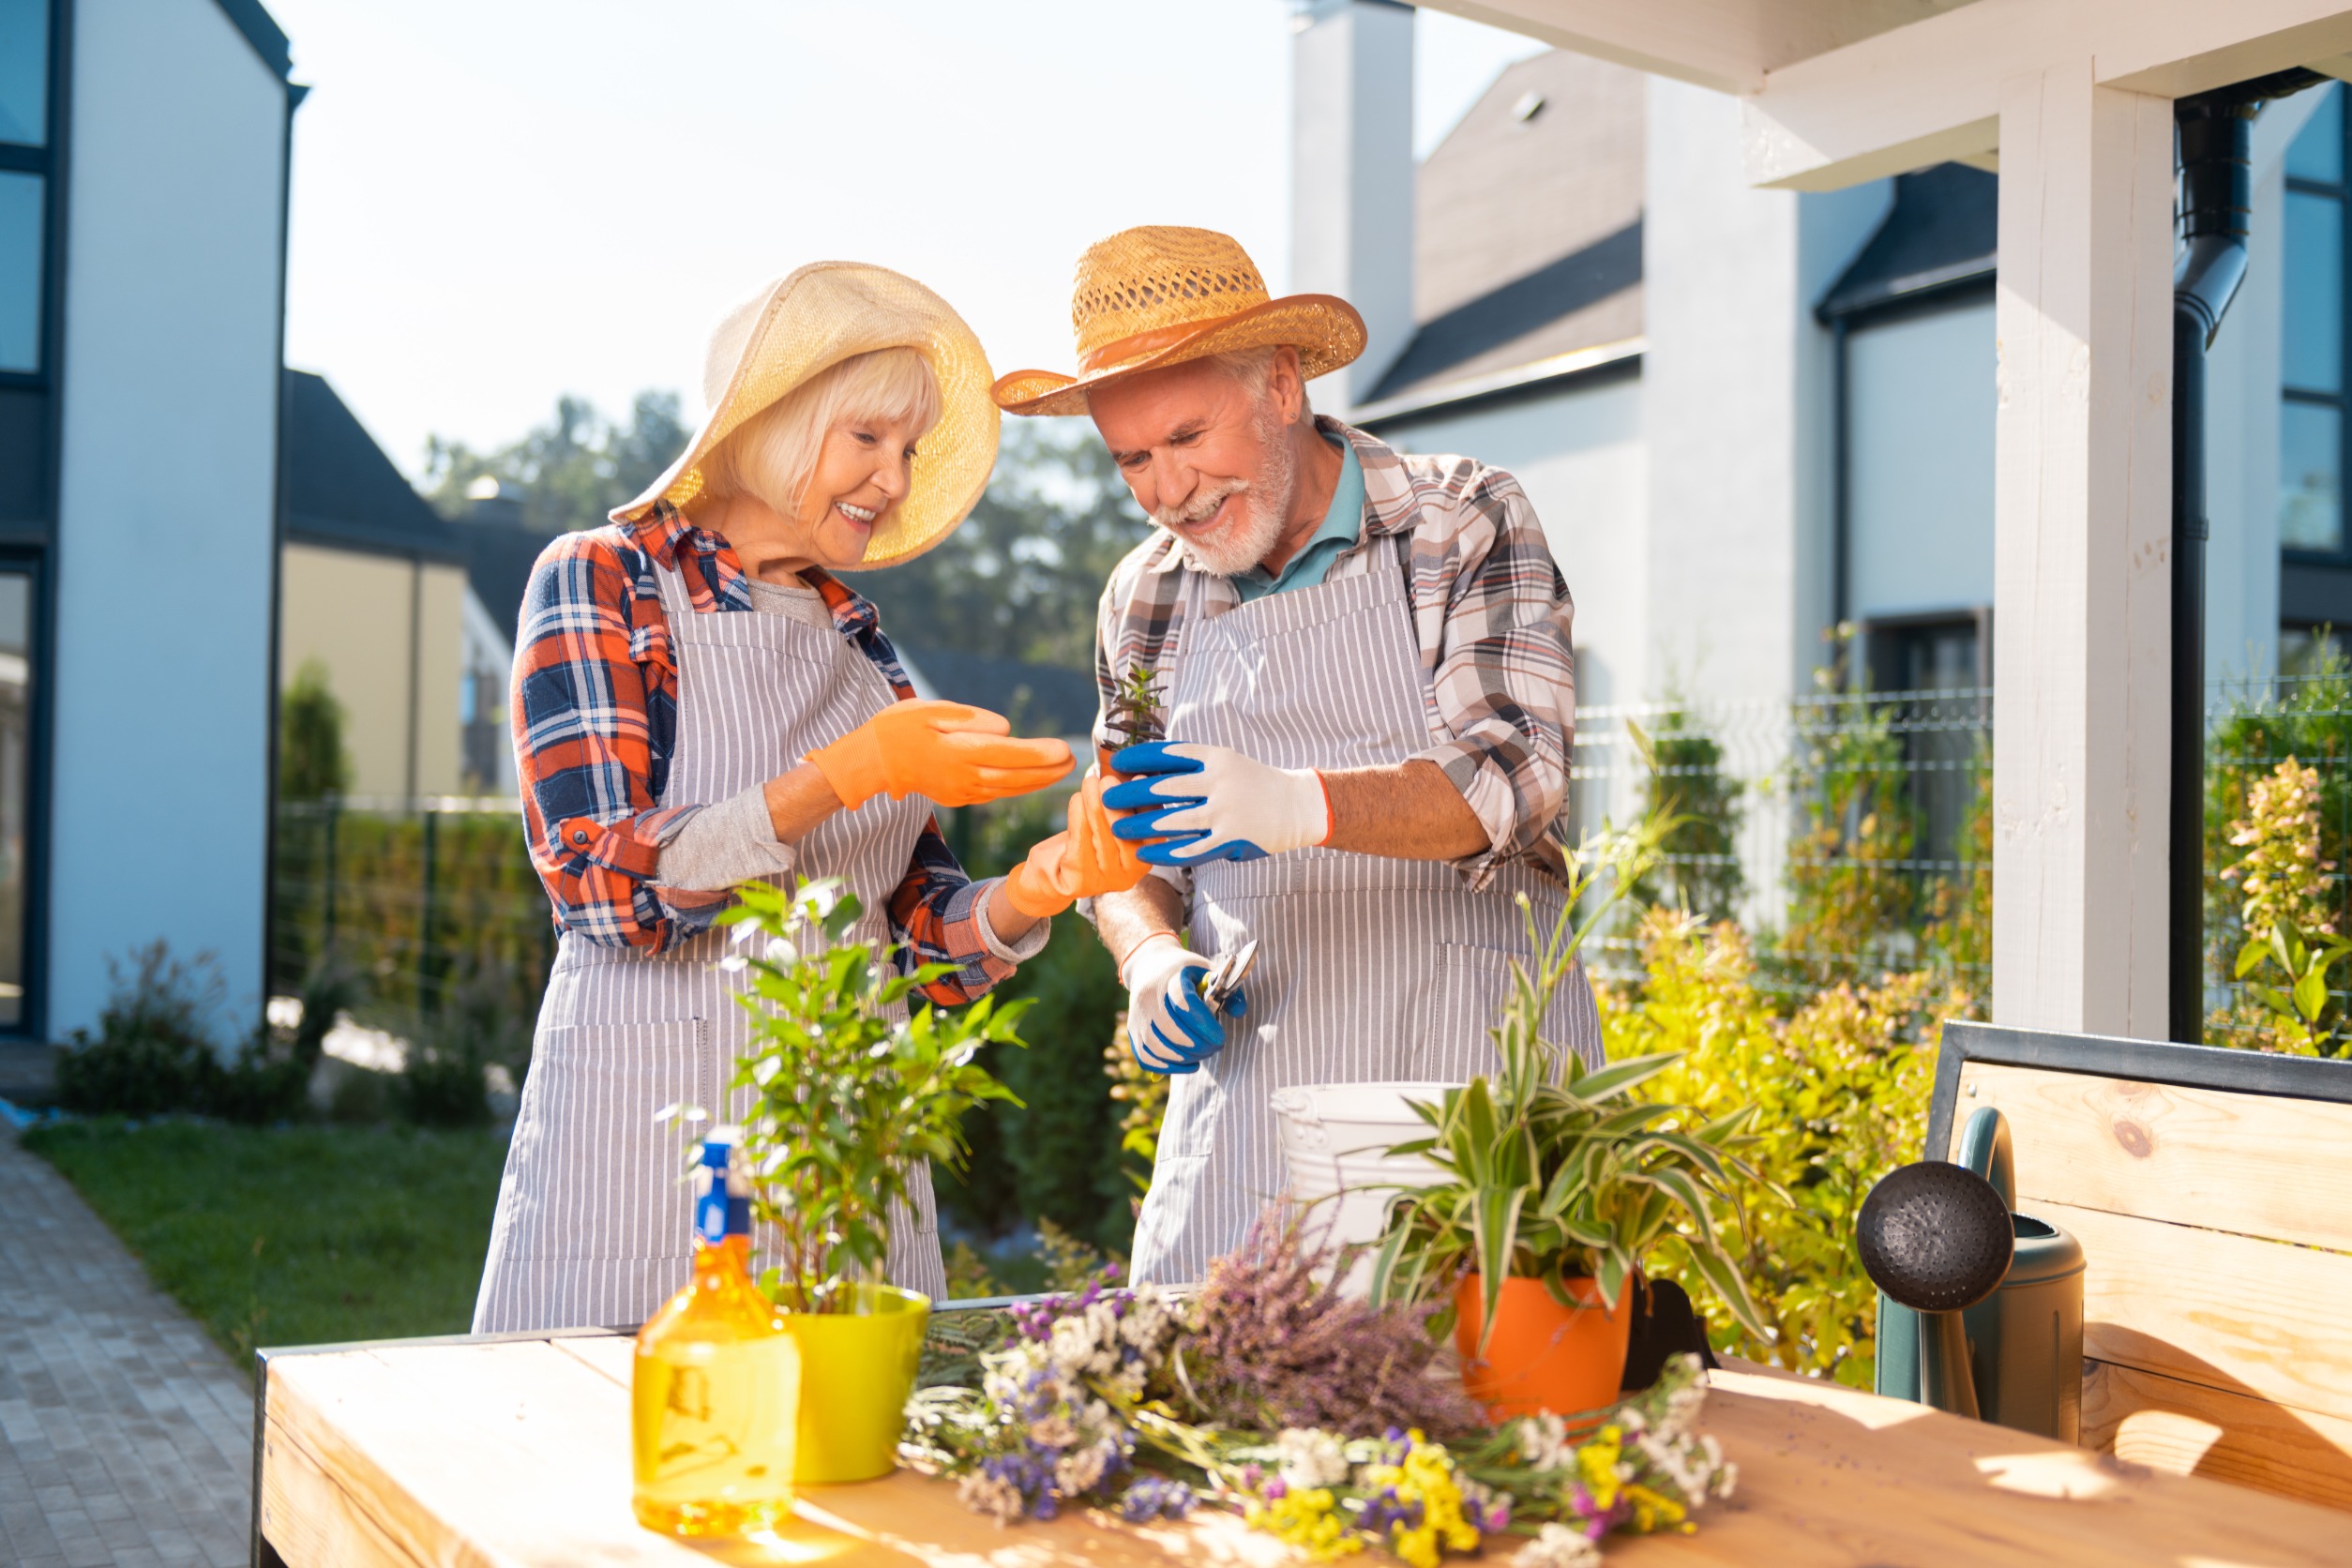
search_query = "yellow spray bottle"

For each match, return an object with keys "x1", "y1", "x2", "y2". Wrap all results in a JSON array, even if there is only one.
[{"x1": 631, "y1": 1126, "x2": 799, "y2": 1536}]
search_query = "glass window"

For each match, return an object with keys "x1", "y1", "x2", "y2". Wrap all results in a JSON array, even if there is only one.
[
  {"x1": 2284, "y1": 189, "x2": 2344, "y2": 394},
  {"x1": 2282, "y1": 400, "x2": 2344, "y2": 552},
  {"x1": 0, "y1": 171, "x2": 38, "y2": 375},
  {"x1": 2288, "y1": 84, "x2": 2344, "y2": 186},
  {"x1": 0, "y1": 0, "x2": 44, "y2": 148},
  {"x1": 0, "y1": 572, "x2": 30, "y2": 1027}
]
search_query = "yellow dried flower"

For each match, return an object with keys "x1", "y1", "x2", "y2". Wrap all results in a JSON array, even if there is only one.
[
  {"x1": 1578, "y1": 1426, "x2": 1627, "y2": 1511},
  {"x1": 1245, "y1": 1487, "x2": 1364, "y2": 1561}
]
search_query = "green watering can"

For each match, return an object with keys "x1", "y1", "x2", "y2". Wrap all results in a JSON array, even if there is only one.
[{"x1": 1866, "y1": 1107, "x2": 2086, "y2": 1440}]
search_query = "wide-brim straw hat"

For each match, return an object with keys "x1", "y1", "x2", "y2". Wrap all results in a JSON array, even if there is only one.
[
  {"x1": 614, "y1": 263, "x2": 998, "y2": 568},
  {"x1": 992, "y1": 227, "x2": 1364, "y2": 418}
]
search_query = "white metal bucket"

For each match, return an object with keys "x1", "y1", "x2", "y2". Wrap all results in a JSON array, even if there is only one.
[{"x1": 1269, "y1": 1080, "x2": 1460, "y2": 1297}]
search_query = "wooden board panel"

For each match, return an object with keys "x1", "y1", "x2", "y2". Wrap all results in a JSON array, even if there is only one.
[
  {"x1": 2083, "y1": 1359, "x2": 2352, "y2": 1512},
  {"x1": 1950, "y1": 1062, "x2": 2352, "y2": 1249},
  {"x1": 2032, "y1": 1199, "x2": 2352, "y2": 1422}
]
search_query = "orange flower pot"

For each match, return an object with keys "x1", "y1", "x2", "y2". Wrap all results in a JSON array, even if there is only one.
[{"x1": 1455, "y1": 1274, "x2": 1632, "y2": 1425}]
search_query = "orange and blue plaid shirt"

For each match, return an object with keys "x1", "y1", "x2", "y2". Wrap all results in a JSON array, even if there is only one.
[{"x1": 511, "y1": 500, "x2": 1017, "y2": 1004}]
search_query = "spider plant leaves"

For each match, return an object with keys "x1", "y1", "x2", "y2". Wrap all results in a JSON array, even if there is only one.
[
  {"x1": 1685, "y1": 1234, "x2": 1770, "y2": 1340},
  {"x1": 1566, "y1": 1050, "x2": 1681, "y2": 1104},
  {"x1": 1368, "y1": 796, "x2": 1769, "y2": 1349},
  {"x1": 1469, "y1": 1184, "x2": 1528, "y2": 1353}
]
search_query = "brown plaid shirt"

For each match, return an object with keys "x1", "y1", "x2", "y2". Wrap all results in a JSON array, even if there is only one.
[{"x1": 1092, "y1": 417, "x2": 1577, "y2": 888}]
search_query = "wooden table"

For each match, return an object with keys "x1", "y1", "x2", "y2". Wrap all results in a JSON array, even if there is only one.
[{"x1": 252, "y1": 1330, "x2": 2352, "y2": 1567}]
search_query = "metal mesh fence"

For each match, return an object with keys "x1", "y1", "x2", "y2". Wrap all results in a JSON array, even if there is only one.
[
  {"x1": 269, "y1": 796, "x2": 554, "y2": 1034},
  {"x1": 1568, "y1": 688, "x2": 1992, "y2": 1001},
  {"x1": 269, "y1": 671, "x2": 2352, "y2": 1048}
]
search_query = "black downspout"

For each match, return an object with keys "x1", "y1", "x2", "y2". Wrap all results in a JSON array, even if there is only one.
[{"x1": 2169, "y1": 70, "x2": 2325, "y2": 1046}]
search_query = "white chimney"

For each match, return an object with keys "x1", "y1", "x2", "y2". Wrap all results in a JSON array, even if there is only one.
[{"x1": 1289, "y1": 0, "x2": 1415, "y2": 413}]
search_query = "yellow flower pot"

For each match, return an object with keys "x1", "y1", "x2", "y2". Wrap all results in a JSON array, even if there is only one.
[{"x1": 770, "y1": 1283, "x2": 929, "y2": 1484}]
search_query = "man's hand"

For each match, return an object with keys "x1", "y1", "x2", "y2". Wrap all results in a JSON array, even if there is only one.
[
  {"x1": 1104, "y1": 742, "x2": 1331, "y2": 866},
  {"x1": 1122, "y1": 933, "x2": 1243, "y2": 1074}
]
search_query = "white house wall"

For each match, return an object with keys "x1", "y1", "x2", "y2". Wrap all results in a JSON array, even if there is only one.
[
  {"x1": 53, "y1": 0, "x2": 284, "y2": 1038},
  {"x1": 1847, "y1": 299, "x2": 1998, "y2": 621},
  {"x1": 1374, "y1": 372, "x2": 1645, "y2": 708},
  {"x1": 1643, "y1": 77, "x2": 1888, "y2": 705}
]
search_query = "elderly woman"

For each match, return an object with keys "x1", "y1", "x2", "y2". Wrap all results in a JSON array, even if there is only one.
[{"x1": 475, "y1": 264, "x2": 1139, "y2": 1334}]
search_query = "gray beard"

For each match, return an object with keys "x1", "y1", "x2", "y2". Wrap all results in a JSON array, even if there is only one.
[{"x1": 1167, "y1": 413, "x2": 1300, "y2": 578}]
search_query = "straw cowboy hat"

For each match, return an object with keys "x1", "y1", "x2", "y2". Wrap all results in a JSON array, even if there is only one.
[
  {"x1": 614, "y1": 262, "x2": 998, "y2": 567},
  {"x1": 992, "y1": 227, "x2": 1364, "y2": 418}
]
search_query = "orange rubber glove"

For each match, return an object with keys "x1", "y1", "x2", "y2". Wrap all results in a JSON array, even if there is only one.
[
  {"x1": 1001, "y1": 773, "x2": 1154, "y2": 919},
  {"x1": 807, "y1": 700, "x2": 1073, "y2": 810}
]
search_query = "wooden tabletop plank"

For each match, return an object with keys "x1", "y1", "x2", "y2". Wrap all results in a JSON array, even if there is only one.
[
  {"x1": 1620, "y1": 1369, "x2": 2352, "y2": 1567},
  {"x1": 261, "y1": 1337, "x2": 2352, "y2": 1568}
]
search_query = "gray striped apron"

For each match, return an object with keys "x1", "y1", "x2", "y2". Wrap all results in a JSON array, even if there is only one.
[
  {"x1": 1127, "y1": 539, "x2": 1601, "y2": 1286},
  {"x1": 474, "y1": 559, "x2": 947, "y2": 1333}
]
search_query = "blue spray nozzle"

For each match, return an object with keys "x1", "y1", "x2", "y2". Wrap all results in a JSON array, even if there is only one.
[{"x1": 693, "y1": 1126, "x2": 749, "y2": 1244}]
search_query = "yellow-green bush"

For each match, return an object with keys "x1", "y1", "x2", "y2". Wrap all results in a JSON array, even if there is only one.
[{"x1": 1601, "y1": 908, "x2": 1972, "y2": 1386}]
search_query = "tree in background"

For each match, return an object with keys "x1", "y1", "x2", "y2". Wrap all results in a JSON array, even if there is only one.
[
  {"x1": 280, "y1": 658, "x2": 352, "y2": 802},
  {"x1": 422, "y1": 391, "x2": 690, "y2": 536},
  {"x1": 851, "y1": 424, "x2": 1150, "y2": 672}
]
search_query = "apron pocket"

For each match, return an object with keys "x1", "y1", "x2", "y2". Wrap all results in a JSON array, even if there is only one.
[{"x1": 510, "y1": 1018, "x2": 713, "y2": 1261}]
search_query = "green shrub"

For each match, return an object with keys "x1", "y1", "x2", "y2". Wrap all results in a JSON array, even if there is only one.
[
  {"x1": 1601, "y1": 908, "x2": 1970, "y2": 1387},
  {"x1": 1633, "y1": 704, "x2": 1745, "y2": 923},
  {"x1": 54, "y1": 942, "x2": 224, "y2": 1118},
  {"x1": 279, "y1": 658, "x2": 352, "y2": 802}
]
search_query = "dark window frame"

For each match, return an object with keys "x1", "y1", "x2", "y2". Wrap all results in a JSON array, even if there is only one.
[
  {"x1": 0, "y1": 0, "x2": 61, "y2": 391},
  {"x1": 2281, "y1": 82, "x2": 2352, "y2": 570}
]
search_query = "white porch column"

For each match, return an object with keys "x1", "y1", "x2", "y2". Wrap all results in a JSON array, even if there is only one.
[{"x1": 1991, "y1": 61, "x2": 2176, "y2": 1035}]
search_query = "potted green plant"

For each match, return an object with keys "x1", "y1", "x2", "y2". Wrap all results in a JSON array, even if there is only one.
[
  {"x1": 718, "y1": 877, "x2": 1028, "y2": 1483},
  {"x1": 1368, "y1": 839, "x2": 1772, "y2": 1424}
]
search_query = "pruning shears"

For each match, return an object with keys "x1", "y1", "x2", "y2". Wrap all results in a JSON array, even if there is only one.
[{"x1": 1196, "y1": 939, "x2": 1259, "y2": 1016}]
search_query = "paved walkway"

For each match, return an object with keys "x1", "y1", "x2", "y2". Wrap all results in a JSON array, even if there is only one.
[{"x1": 0, "y1": 1125, "x2": 252, "y2": 1568}]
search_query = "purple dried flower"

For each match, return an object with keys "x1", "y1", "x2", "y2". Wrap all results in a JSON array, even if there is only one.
[
  {"x1": 1357, "y1": 1486, "x2": 1424, "y2": 1537},
  {"x1": 1172, "y1": 1208, "x2": 1485, "y2": 1438},
  {"x1": 1239, "y1": 1464, "x2": 1263, "y2": 1489},
  {"x1": 1263, "y1": 1478, "x2": 1289, "y2": 1501},
  {"x1": 1483, "y1": 1499, "x2": 1514, "y2": 1532},
  {"x1": 1118, "y1": 1476, "x2": 1196, "y2": 1522}
]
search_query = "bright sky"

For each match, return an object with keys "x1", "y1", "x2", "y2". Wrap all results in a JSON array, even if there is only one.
[{"x1": 265, "y1": 1, "x2": 1545, "y2": 475}]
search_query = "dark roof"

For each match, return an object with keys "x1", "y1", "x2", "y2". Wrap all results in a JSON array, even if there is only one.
[
  {"x1": 1368, "y1": 49, "x2": 1646, "y2": 409},
  {"x1": 1368, "y1": 220, "x2": 1641, "y2": 402},
  {"x1": 1817, "y1": 163, "x2": 1997, "y2": 320},
  {"x1": 452, "y1": 498, "x2": 547, "y2": 644},
  {"x1": 213, "y1": 0, "x2": 292, "y2": 80},
  {"x1": 897, "y1": 646, "x2": 1097, "y2": 739},
  {"x1": 281, "y1": 370, "x2": 467, "y2": 565}
]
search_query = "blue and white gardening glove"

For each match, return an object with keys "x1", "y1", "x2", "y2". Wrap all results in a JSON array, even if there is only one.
[
  {"x1": 1123, "y1": 934, "x2": 1245, "y2": 1075},
  {"x1": 1104, "y1": 742, "x2": 1332, "y2": 867}
]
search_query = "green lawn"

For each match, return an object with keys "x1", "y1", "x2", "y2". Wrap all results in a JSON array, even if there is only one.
[{"x1": 23, "y1": 1118, "x2": 510, "y2": 1368}]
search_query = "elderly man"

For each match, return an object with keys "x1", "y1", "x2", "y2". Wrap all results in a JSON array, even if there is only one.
[{"x1": 993, "y1": 226, "x2": 1597, "y2": 1284}]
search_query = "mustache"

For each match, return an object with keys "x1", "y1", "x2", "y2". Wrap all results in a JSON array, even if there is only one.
[{"x1": 1152, "y1": 479, "x2": 1249, "y2": 531}]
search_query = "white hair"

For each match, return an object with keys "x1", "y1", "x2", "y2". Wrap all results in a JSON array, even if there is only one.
[
  {"x1": 700, "y1": 346, "x2": 942, "y2": 516},
  {"x1": 1202, "y1": 345, "x2": 1312, "y2": 421}
]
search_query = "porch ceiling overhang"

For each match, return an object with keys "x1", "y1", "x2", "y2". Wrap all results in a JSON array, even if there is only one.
[{"x1": 1417, "y1": 0, "x2": 2352, "y2": 188}]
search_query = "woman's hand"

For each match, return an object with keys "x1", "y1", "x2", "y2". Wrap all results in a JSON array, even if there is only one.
[
  {"x1": 807, "y1": 700, "x2": 1072, "y2": 810},
  {"x1": 1001, "y1": 774, "x2": 1154, "y2": 919}
]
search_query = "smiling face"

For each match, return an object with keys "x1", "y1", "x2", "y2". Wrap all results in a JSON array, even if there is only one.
[
  {"x1": 690, "y1": 347, "x2": 942, "y2": 580},
  {"x1": 784, "y1": 414, "x2": 926, "y2": 570},
  {"x1": 1088, "y1": 349, "x2": 1305, "y2": 578}
]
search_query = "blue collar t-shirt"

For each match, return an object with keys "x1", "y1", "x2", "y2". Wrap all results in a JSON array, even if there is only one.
[{"x1": 1232, "y1": 434, "x2": 1364, "y2": 603}]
